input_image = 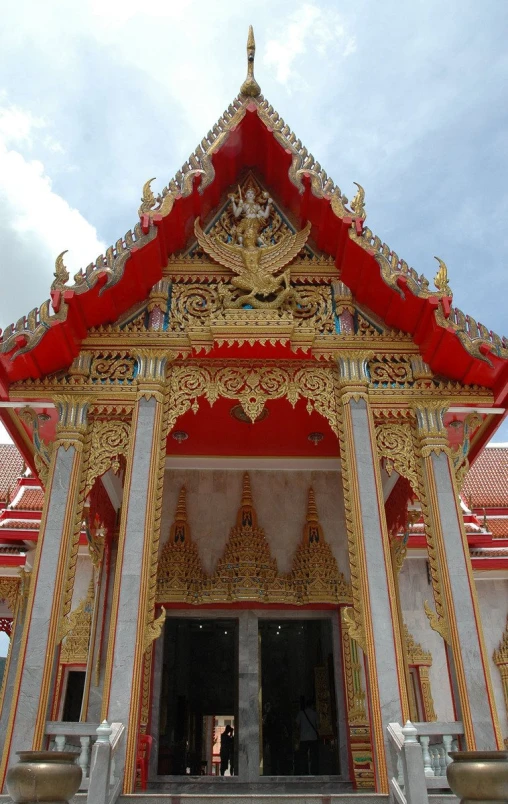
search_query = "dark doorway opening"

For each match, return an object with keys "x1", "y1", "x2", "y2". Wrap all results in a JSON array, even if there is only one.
[
  {"x1": 158, "y1": 618, "x2": 237, "y2": 776},
  {"x1": 62, "y1": 670, "x2": 86, "y2": 722},
  {"x1": 259, "y1": 619, "x2": 339, "y2": 776}
]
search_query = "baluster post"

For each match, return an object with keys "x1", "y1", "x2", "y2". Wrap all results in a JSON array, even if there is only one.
[
  {"x1": 443, "y1": 735, "x2": 453, "y2": 766},
  {"x1": 87, "y1": 720, "x2": 112, "y2": 804},
  {"x1": 79, "y1": 736, "x2": 91, "y2": 780},
  {"x1": 55, "y1": 735, "x2": 66, "y2": 752},
  {"x1": 420, "y1": 736, "x2": 434, "y2": 777},
  {"x1": 401, "y1": 721, "x2": 429, "y2": 804}
]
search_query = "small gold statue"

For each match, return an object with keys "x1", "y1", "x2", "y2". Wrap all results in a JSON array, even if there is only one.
[{"x1": 194, "y1": 191, "x2": 311, "y2": 309}]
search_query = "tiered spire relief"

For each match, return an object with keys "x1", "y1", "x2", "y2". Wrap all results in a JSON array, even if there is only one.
[{"x1": 156, "y1": 475, "x2": 350, "y2": 605}]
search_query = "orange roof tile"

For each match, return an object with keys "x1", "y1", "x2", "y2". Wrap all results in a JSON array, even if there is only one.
[
  {"x1": 11, "y1": 488, "x2": 44, "y2": 511},
  {"x1": 487, "y1": 518, "x2": 508, "y2": 538},
  {"x1": 462, "y1": 446, "x2": 508, "y2": 508},
  {"x1": 0, "y1": 445, "x2": 24, "y2": 502}
]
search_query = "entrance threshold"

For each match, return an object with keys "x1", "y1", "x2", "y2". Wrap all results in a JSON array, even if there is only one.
[{"x1": 150, "y1": 776, "x2": 357, "y2": 794}]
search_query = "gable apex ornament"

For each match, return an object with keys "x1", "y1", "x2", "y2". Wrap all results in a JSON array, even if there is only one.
[{"x1": 240, "y1": 25, "x2": 261, "y2": 98}]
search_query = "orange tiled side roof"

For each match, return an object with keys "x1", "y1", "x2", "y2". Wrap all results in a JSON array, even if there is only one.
[
  {"x1": 488, "y1": 518, "x2": 508, "y2": 538},
  {"x1": 11, "y1": 488, "x2": 44, "y2": 511},
  {"x1": 462, "y1": 445, "x2": 508, "y2": 508},
  {"x1": 0, "y1": 445, "x2": 24, "y2": 502}
]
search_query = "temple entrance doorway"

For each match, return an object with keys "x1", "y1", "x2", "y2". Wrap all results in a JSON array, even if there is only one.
[
  {"x1": 157, "y1": 618, "x2": 237, "y2": 776},
  {"x1": 259, "y1": 619, "x2": 340, "y2": 776}
]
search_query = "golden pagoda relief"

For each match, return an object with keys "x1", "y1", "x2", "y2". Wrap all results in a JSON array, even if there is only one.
[
  {"x1": 156, "y1": 475, "x2": 350, "y2": 606},
  {"x1": 291, "y1": 488, "x2": 351, "y2": 604},
  {"x1": 156, "y1": 487, "x2": 205, "y2": 604}
]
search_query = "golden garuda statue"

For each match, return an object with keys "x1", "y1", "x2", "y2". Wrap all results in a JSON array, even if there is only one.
[{"x1": 194, "y1": 186, "x2": 311, "y2": 309}]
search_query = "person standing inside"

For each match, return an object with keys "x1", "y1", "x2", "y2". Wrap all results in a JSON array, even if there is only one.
[
  {"x1": 295, "y1": 698, "x2": 319, "y2": 775},
  {"x1": 220, "y1": 725, "x2": 234, "y2": 776}
]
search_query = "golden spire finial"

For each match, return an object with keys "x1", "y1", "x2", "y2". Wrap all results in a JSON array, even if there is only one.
[
  {"x1": 175, "y1": 487, "x2": 187, "y2": 522},
  {"x1": 241, "y1": 472, "x2": 253, "y2": 507},
  {"x1": 236, "y1": 472, "x2": 258, "y2": 528},
  {"x1": 433, "y1": 256, "x2": 452, "y2": 296},
  {"x1": 306, "y1": 488, "x2": 318, "y2": 523},
  {"x1": 240, "y1": 25, "x2": 261, "y2": 98},
  {"x1": 170, "y1": 486, "x2": 189, "y2": 545}
]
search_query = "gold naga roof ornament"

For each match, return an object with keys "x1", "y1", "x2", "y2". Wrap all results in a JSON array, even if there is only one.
[
  {"x1": 51, "y1": 250, "x2": 70, "y2": 291},
  {"x1": 433, "y1": 256, "x2": 452, "y2": 296},
  {"x1": 240, "y1": 25, "x2": 261, "y2": 98},
  {"x1": 194, "y1": 185, "x2": 311, "y2": 309}
]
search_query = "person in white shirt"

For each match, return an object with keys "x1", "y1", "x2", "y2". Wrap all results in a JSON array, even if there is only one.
[{"x1": 295, "y1": 697, "x2": 319, "y2": 774}]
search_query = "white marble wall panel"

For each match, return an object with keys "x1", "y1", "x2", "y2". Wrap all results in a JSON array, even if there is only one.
[
  {"x1": 398, "y1": 557, "x2": 455, "y2": 721},
  {"x1": 475, "y1": 578, "x2": 508, "y2": 744},
  {"x1": 162, "y1": 469, "x2": 349, "y2": 579},
  {"x1": 70, "y1": 556, "x2": 93, "y2": 610}
]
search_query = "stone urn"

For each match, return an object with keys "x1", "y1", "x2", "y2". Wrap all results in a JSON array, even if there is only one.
[
  {"x1": 6, "y1": 751, "x2": 82, "y2": 804},
  {"x1": 447, "y1": 751, "x2": 508, "y2": 804}
]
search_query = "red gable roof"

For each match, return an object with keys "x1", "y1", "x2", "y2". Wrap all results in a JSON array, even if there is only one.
[{"x1": 0, "y1": 92, "x2": 507, "y2": 421}]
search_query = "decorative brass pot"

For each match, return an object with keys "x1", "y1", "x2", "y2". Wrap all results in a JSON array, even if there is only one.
[
  {"x1": 447, "y1": 751, "x2": 508, "y2": 804},
  {"x1": 6, "y1": 751, "x2": 82, "y2": 804}
]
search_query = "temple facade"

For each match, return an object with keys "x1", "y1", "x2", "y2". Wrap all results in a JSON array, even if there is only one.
[{"x1": 0, "y1": 30, "x2": 507, "y2": 796}]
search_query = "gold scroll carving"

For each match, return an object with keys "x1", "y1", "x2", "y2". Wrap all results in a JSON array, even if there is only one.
[
  {"x1": 60, "y1": 578, "x2": 94, "y2": 664},
  {"x1": 85, "y1": 418, "x2": 131, "y2": 495},
  {"x1": 157, "y1": 475, "x2": 350, "y2": 606},
  {"x1": 340, "y1": 608, "x2": 374, "y2": 788},
  {"x1": 0, "y1": 578, "x2": 20, "y2": 612},
  {"x1": 167, "y1": 360, "x2": 339, "y2": 436},
  {"x1": 404, "y1": 624, "x2": 437, "y2": 722}
]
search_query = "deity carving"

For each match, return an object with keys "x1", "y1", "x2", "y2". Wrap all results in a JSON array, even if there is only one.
[{"x1": 194, "y1": 184, "x2": 311, "y2": 310}]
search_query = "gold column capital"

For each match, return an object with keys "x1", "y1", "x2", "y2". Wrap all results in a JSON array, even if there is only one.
[
  {"x1": 135, "y1": 349, "x2": 171, "y2": 401},
  {"x1": 147, "y1": 279, "x2": 171, "y2": 312},
  {"x1": 411, "y1": 400, "x2": 450, "y2": 456},
  {"x1": 336, "y1": 351, "x2": 373, "y2": 402},
  {"x1": 53, "y1": 395, "x2": 91, "y2": 450}
]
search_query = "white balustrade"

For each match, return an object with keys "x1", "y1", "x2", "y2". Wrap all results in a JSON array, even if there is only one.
[{"x1": 387, "y1": 720, "x2": 465, "y2": 804}]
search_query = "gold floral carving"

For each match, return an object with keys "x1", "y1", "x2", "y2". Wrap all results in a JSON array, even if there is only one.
[
  {"x1": 60, "y1": 578, "x2": 94, "y2": 664},
  {"x1": 85, "y1": 419, "x2": 131, "y2": 495},
  {"x1": 143, "y1": 384, "x2": 171, "y2": 653},
  {"x1": 157, "y1": 476, "x2": 349, "y2": 606},
  {"x1": 86, "y1": 517, "x2": 106, "y2": 570},
  {"x1": 375, "y1": 422, "x2": 419, "y2": 497},
  {"x1": 451, "y1": 411, "x2": 483, "y2": 491},
  {"x1": 0, "y1": 578, "x2": 20, "y2": 612},
  {"x1": 60, "y1": 424, "x2": 93, "y2": 630},
  {"x1": 90, "y1": 352, "x2": 136, "y2": 383},
  {"x1": 404, "y1": 624, "x2": 432, "y2": 666},
  {"x1": 403, "y1": 625, "x2": 437, "y2": 722},
  {"x1": 336, "y1": 400, "x2": 367, "y2": 651},
  {"x1": 368, "y1": 355, "x2": 413, "y2": 387},
  {"x1": 291, "y1": 488, "x2": 351, "y2": 604},
  {"x1": 340, "y1": 608, "x2": 374, "y2": 788},
  {"x1": 493, "y1": 616, "x2": 508, "y2": 725},
  {"x1": 167, "y1": 360, "x2": 339, "y2": 436},
  {"x1": 17, "y1": 405, "x2": 52, "y2": 486}
]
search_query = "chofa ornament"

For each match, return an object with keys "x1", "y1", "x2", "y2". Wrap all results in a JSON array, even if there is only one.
[
  {"x1": 446, "y1": 751, "x2": 508, "y2": 804},
  {"x1": 6, "y1": 751, "x2": 82, "y2": 804}
]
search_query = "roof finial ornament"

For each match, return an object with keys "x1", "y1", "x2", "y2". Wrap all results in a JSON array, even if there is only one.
[
  {"x1": 240, "y1": 25, "x2": 261, "y2": 98},
  {"x1": 433, "y1": 256, "x2": 452, "y2": 296}
]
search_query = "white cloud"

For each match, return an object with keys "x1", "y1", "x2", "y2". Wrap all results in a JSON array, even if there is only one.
[
  {"x1": 264, "y1": 3, "x2": 356, "y2": 87},
  {"x1": 0, "y1": 422, "x2": 13, "y2": 444},
  {"x1": 0, "y1": 100, "x2": 105, "y2": 328}
]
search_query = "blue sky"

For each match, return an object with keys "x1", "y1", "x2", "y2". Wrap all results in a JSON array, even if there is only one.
[{"x1": 0, "y1": 0, "x2": 507, "y2": 439}]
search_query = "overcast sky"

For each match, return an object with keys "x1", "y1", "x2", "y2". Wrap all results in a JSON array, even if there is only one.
[{"x1": 0, "y1": 0, "x2": 507, "y2": 439}]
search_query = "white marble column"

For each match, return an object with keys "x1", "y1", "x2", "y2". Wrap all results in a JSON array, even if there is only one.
[
  {"x1": 0, "y1": 573, "x2": 29, "y2": 734},
  {"x1": 101, "y1": 352, "x2": 167, "y2": 792},
  {"x1": 237, "y1": 611, "x2": 260, "y2": 781},
  {"x1": 414, "y1": 403, "x2": 502, "y2": 749},
  {"x1": 0, "y1": 397, "x2": 89, "y2": 788},
  {"x1": 337, "y1": 355, "x2": 407, "y2": 792}
]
